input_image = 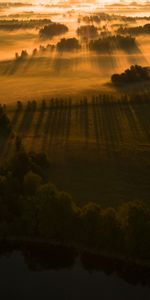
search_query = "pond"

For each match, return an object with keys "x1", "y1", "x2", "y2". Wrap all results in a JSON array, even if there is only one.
[{"x1": 0, "y1": 244, "x2": 150, "y2": 300}]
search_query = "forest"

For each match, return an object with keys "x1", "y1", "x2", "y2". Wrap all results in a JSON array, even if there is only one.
[{"x1": 0, "y1": 142, "x2": 149, "y2": 262}]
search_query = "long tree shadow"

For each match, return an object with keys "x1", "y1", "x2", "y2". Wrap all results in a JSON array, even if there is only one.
[
  {"x1": 101, "y1": 98, "x2": 118, "y2": 151},
  {"x1": 52, "y1": 99, "x2": 64, "y2": 143},
  {"x1": 31, "y1": 100, "x2": 46, "y2": 151},
  {"x1": 95, "y1": 96, "x2": 125, "y2": 154},
  {"x1": 0, "y1": 105, "x2": 22, "y2": 159},
  {"x1": 92, "y1": 97, "x2": 100, "y2": 149},
  {"x1": 124, "y1": 102, "x2": 144, "y2": 144},
  {"x1": 115, "y1": 100, "x2": 130, "y2": 145},
  {"x1": 18, "y1": 101, "x2": 36, "y2": 136},
  {"x1": 59, "y1": 100, "x2": 67, "y2": 143},
  {"x1": 99, "y1": 98, "x2": 112, "y2": 149},
  {"x1": 80, "y1": 98, "x2": 89, "y2": 147},
  {"x1": 0, "y1": 133, "x2": 11, "y2": 160},
  {"x1": 48, "y1": 99, "x2": 60, "y2": 152},
  {"x1": 64, "y1": 98, "x2": 72, "y2": 147},
  {"x1": 41, "y1": 100, "x2": 54, "y2": 152},
  {"x1": 131, "y1": 101, "x2": 150, "y2": 143},
  {"x1": 54, "y1": 99, "x2": 67, "y2": 145},
  {"x1": 95, "y1": 97, "x2": 105, "y2": 145},
  {"x1": 11, "y1": 103, "x2": 23, "y2": 128},
  {"x1": 74, "y1": 100, "x2": 80, "y2": 141},
  {"x1": 105, "y1": 99, "x2": 123, "y2": 147},
  {"x1": 3, "y1": 60, "x2": 26, "y2": 76}
]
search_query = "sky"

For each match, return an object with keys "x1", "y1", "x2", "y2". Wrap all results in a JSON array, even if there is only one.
[
  {"x1": 0, "y1": 0, "x2": 147, "y2": 8},
  {"x1": 0, "y1": 0, "x2": 142, "y2": 3}
]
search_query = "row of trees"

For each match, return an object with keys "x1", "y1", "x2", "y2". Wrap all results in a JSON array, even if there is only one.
[
  {"x1": 78, "y1": 13, "x2": 136, "y2": 24},
  {"x1": 118, "y1": 23, "x2": 150, "y2": 36},
  {"x1": 14, "y1": 38, "x2": 80, "y2": 60},
  {"x1": 89, "y1": 35, "x2": 138, "y2": 52},
  {"x1": 0, "y1": 147, "x2": 150, "y2": 261},
  {"x1": 0, "y1": 19, "x2": 52, "y2": 31},
  {"x1": 14, "y1": 34, "x2": 139, "y2": 59}
]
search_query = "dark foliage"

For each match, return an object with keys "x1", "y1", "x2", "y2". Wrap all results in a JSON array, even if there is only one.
[
  {"x1": 89, "y1": 35, "x2": 137, "y2": 52},
  {"x1": 78, "y1": 13, "x2": 136, "y2": 24},
  {"x1": 77, "y1": 25, "x2": 98, "y2": 37},
  {"x1": 57, "y1": 38, "x2": 81, "y2": 51},
  {"x1": 39, "y1": 23, "x2": 68, "y2": 40},
  {"x1": 118, "y1": 23, "x2": 150, "y2": 35},
  {"x1": 111, "y1": 65, "x2": 150, "y2": 85},
  {"x1": 0, "y1": 149, "x2": 150, "y2": 261},
  {"x1": 15, "y1": 50, "x2": 28, "y2": 61},
  {"x1": 0, "y1": 19, "x2": 52, "y2": 31},
  {"x1": 0, "y1": 105, "x2": 12, "y2": 136}
]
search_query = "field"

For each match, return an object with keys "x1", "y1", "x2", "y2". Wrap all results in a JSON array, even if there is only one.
[
  {"x1": 0, "y1": 97, "x2": 150, "y2": 207},
  {"x1": 1, "y1": 3, "x2": 150, "y2": 102}
]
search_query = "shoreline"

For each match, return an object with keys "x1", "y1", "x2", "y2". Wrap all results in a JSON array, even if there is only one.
[{"x1": 0, "y1": 236, "x2": 150, "y2": 270}]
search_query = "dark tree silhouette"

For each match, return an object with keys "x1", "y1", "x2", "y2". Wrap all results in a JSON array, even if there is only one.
[
  {"x1": 39, "y1": 23, "x2": 68, "y2": 40},
  {"x1": 111, "y1": 65, "x2": 150, "y2": 85},
  {"x1": 57, "y1": 38, "x2": 81, "y2": 51}
]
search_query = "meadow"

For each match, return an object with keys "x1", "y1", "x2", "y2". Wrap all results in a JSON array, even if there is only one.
[
  {"x1": 0, "y1": 2, "x2": 150, "y2": 208},
  {"x1": 0, "y1": 95, "x2": 149, "y2": 207},
  {"x1": 1, "y1": 3, "x2": 150, "y2": 101}
]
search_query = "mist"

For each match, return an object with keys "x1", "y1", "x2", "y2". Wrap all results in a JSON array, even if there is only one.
[{"x1": 0, "y1": 1, "x2": 150, "y2": 102}]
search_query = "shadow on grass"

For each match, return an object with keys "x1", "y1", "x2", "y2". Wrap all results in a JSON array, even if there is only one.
[{"x1": 18, "y1": 101, "x2": 36, "y2": 135}]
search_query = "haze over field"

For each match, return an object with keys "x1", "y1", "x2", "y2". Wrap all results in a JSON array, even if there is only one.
[{"x1": 0, "y1": 0, "x2": 150, "y2": 102}]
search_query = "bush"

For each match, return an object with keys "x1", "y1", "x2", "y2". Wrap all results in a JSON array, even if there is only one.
[
  {"x1": 77, "y1": 25, "x2": 98, "y2": 37},
  {"x1": 57, "y1": 38, "x2": 80, "y2": 51},
  {"x1": 23, "y1": 171, "x2": 42, "y2": 195},
  {"x1": 118, "y1": 23, "x2": 150, "y2": 35},
  {"x1": 89, "y1": 35, "x2": 137, "y2": 52},
  {"x1": 39, "y1": 23, "x2": 68, "y2": 40},
  {"x1": 111, "y1": 65, "x2": 150, "y2": 85}
]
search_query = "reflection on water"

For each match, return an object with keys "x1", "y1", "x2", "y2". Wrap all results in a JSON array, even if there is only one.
[{"x1": 0, "y1": 243, "x2": 150, "y2": 299}]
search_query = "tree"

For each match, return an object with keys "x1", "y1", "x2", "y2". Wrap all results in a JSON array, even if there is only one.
[
  {"x1": 101, "y1": 207, "x2": 122, "y2": 252},
  {"x1": 77, "y1": 25, "x2": 98, "y2": 37},
  {"x1": 57, "y1": 38, "x2": 80, "y2": 51},
  {"x1": 80, "y1": 203, "x2": 102, "y2": 246},
  {"x1": 120, "y1": 201, "x2": 150, "y2": 257},
  {"x1": 32, "y1": 48, "x2": 38, "y2": 56},
  {"x1": 39, "y1": 23, "x2": 68, "y2": 40},
  {"x1": 23, "y1": 171, "x2": 42, "y2": 196},
  {"x1": 111, "y1": 65, "x2": 150, "y2": 85},
  {"x1": 20, "y1": 50, "x2": 28, "y2": 60}
]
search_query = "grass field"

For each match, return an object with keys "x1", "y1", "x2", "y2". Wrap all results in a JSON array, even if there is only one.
[{"x1": 0, "y1": 98, "x2": 150, "y2": 207}]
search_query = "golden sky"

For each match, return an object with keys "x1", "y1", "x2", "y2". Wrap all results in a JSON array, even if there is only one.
[{"x1": 0, "y1": 0, "x2": 141, "y2": 3}]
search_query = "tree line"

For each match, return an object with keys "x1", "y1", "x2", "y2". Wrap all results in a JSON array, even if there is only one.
[
  {"x1": 14, "y1": 34, "x2": 139, "y2": 61},
  {"x1": 0, "y1": 19, "x2": 52, "y2": 31},
  {"x1": 89, "y1": 35, "x2": 138, "y2": 52},
  {"x1": 118, "y1": 23, "x2": 150, "y2": 36},
  {"x1": 78, "y1": 13, "x2": 137, "y2": 24}
]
